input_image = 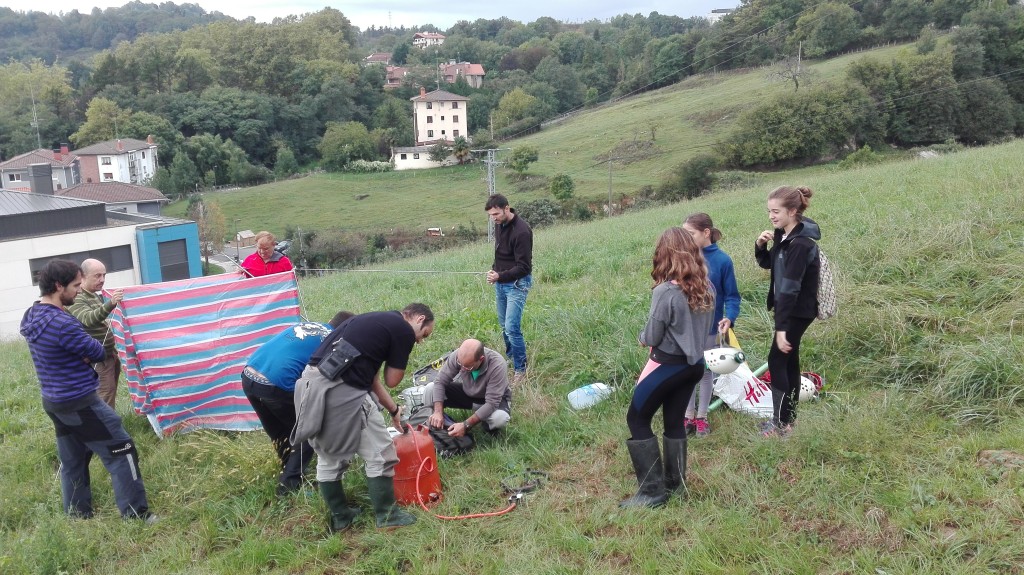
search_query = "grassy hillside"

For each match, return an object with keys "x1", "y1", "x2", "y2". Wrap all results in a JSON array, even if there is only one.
[
  {"x1": 3, "y1": 139, "x2": 1023, "y2": 574},
  {"x1": 164, "y1": 44, "x2": 909, "y2": 237}
]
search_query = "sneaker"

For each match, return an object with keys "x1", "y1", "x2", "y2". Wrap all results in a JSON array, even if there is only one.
[
  {"x1": 759, "y1": 420, "x2": 780, "y2": 438},
  {"x1": 693, "y1": 418, "x2": 710, "y2": 438},
  {"x1": 683, "y1": 417, "x2": 696, "y2": 436}
]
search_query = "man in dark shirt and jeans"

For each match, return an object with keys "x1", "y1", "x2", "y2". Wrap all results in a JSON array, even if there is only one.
[
  {"x1": 485, "y1": 194, "x2": 533, "y2": 384},
  {"x1": 20, "y1": 259, "x2": 154, "y2": 522}
]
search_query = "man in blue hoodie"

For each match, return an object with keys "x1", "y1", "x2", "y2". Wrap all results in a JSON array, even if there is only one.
[{"x1": 20, "y1": 259, "x2": 154, "y2": 522}]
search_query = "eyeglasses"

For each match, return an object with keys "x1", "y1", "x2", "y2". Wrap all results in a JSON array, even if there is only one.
[{"x1": 458, "y1": 358, "x2": 481, "y2": 371}]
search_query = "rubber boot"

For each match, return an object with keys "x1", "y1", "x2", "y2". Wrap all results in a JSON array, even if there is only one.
[
  {"x1": 663, "y1": 435, "x2": 687, "y2": 495},
  {"x1": 319, "y1": 480, "x2": 359, "y2": 533},
  {"x1": 365, "y1": 476, "x2": 417, "y2": 528},
  {"x1": 619, "y1": 437, "x2": 668, "y2": 509}
]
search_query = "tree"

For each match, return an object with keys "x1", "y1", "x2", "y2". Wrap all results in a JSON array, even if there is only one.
[
  {"x1": 274, "y1": 145, "x2": 299, "y2": 177},
  {"x1": 792, "y1": 2, "x2": 861, "y2": 58},
  {"x1": 493, "y1": 88, "x2": 539, "y2": 130},
  {"x1": 69, "y1": 97, "x2": 132, "y2": 148},
  {"x1": 549, "y1": 173, "x2": 575, "y2": 200},
  {"x1": 318, "y1": 121, "x2": 376, "y2": 171},
  {"x1": 767, "y1": 56, "x2": 815, "y2": 92},
  {"x1": 167, "y1": 152, "x2": 201, "y2": 198},
  {"x1": 507, "y1": 145, "x2": 539, "y2": 175},
  {"x1": 187, "y1": 197, "x2": 227, "y2": 274},
  {"x1": 428, "y1": 143, "x2": 451, "y2": 162},
  {"x1": 452, "y1": 136, "x2": 471, "y2": 164},
  {"x1": 955, "y1": 78, "x2": 1016, "y2": 144}
]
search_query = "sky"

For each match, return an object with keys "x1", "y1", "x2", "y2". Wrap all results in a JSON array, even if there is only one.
[{"x1": 3, "y1": 1, "x2": 738, "y2": 30}]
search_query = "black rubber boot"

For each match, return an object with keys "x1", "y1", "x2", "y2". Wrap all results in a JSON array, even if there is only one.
[
  {"x1": 619, "y1": 437, "x2": 668, "y2": 509},
  {"x1": 319, "y1": 480, "x2": 359, "y2": 533},
  {"x1": 365, "y1": 476, "x2": 417, "y2": 529},
  {"x1": 663, "y1": 435, "x2": 687, "y2": 495}
]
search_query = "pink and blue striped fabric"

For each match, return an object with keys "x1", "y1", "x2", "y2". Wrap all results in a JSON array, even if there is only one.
[{"x1": 109, "y1": 271, "x2": 302, "y2": 436}]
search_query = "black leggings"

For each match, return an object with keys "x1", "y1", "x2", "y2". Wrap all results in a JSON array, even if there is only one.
[
  {"x1": 767, "y1": 316, "x2": 814, "y2": 425},
  {"x1": 627, "y1": 362, "x2": 705, "y2": 440}
]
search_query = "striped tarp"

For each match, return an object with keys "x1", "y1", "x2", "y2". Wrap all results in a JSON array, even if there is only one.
[{"x1": 109, "y1": 271, "x2": 302, "y2": 436}]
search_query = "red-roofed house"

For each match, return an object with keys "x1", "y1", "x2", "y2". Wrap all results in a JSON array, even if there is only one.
[
  {"x1": 440, "y1": 61, "x2": 486, "y2": 88},
  {"x1": 410, "y1": 88, "x2": 470, "y2": 146},
  {"x1": 385, "y1": 65, "x2": 410, "y2": 89},
  {"x1": 58, "y1": 182, "x2": 170, "y2": 216},
  {"x1": 412, "y1": 32, "x2": 445, "y2": 49},
  {"x1": 0, "y1": 145, "x2": 80, "y2": 192},
  {"x1": 72, "y1": 136, "x2": 159, "y2": 185}
]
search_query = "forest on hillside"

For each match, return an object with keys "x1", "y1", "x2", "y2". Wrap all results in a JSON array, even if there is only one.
[{"x1": 1, "y1": 0, "x2": 1022, "y2": 199}]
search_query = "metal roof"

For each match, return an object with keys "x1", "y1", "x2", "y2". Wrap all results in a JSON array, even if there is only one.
[{"x1": 0, "y1": 190, "x2": 100, "y2": 216}]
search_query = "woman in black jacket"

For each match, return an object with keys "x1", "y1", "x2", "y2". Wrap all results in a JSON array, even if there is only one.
[{"x1": 754, "y1": 186, "x2": 820, "y2": 437}]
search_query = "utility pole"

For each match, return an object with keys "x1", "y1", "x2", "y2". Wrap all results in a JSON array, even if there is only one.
[
  {"x1": 29, "y1": 84, "x2": 42, "y2": 150},
  {"x1": 483, "y1": 148, "x2": 499, "y2": 241},
  {"x1": 607, "y1": 158, "x2": 615, "y2": 216}
]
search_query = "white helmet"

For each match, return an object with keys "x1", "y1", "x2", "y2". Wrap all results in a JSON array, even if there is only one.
[
  {"x1": 798, "y1": 376, "x2": 818, "y2": 401},
  {"x1": 704, "y1": 347, "x2": 746, "y2": 374}
]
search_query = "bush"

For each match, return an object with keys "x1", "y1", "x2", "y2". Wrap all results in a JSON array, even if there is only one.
[
  {"x1": 657, "y1": 154, "x2": 720, "y2": 201},
  {"x1": 837, "y1": 145, "x2": 884, "y2": 169},
  {"x1": 549, "y1": 173, "x2": 575, "y2": 200},
  {"x1": 515, "y1": 199, "x2": 560, "y2": 228},
  {"x1": 344, "y1": 160, "x2": 394, "y2": 173}
]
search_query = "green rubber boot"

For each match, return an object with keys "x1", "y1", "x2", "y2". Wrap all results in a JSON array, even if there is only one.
[
  {"x1": 319, "y1": 480, "x2": 359, "y2": 533},
  {"x1": 365, "y1": 476, "x2": 417, "y2": 529}
]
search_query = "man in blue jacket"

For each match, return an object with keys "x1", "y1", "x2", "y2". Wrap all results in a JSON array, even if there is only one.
[
  {"x1": 20, "y1": 259, "x2": 154, "y2": 522},
  {"x1": 242, "y1": 310, "x2": 353, "y2": 495}
]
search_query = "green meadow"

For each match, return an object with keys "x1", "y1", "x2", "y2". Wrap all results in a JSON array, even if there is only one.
[
  {"x1": 2, "y1": 136, "x2": 1023, "y2": 573},
  {"x1": 163, "y1": 44, "x2": 908, "y2": 237}
]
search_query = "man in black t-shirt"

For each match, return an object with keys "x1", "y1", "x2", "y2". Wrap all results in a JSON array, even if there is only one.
[{"x1": 292, "y1": 303, "x2": 434, "y2": 532}]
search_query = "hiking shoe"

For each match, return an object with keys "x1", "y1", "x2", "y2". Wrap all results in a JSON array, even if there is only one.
[
  {"x1": 684, "y1": 417, "x2": 696, "y2": 436},
  {"x1": 693, "y1": 418, "x2": 710, "y2": 438}
]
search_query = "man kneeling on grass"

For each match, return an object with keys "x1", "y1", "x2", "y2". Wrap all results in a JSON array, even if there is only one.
[{"x1": 423, "y1": 339, "x2": 512, "y2": 437}]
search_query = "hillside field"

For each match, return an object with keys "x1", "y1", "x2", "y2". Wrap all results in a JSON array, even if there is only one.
[
  {"x1": 2, "y1": 137, "x2": 1023, "y2": 574},
  {"x1": 164, "y1": 44, "x2": 908, "y2": 238}
]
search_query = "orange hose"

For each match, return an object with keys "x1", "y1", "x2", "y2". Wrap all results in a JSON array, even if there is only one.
[{"x1": 414, "y1": 457, "x2": 518, "y2": 520}]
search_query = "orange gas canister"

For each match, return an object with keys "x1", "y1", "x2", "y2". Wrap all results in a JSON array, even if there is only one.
[{"x1": 393, "y1": 424, "x2": 443, "y2": 506}]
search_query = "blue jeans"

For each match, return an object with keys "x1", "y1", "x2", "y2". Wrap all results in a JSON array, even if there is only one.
[
  {"x1": 43, "y1": 393, "x2": 150, "y2": 519},
  {"x1": 495, "y1": 274, "x2": 532, "y2": 373}
]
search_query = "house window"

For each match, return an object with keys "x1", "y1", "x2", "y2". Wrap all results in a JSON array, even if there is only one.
[
  {"x1": 413, "y1": 153, "x2": 420, "y2": 159},
  {"x1": 158, "y1": 239, "x2": 189, "y2": 281},
  {"x1": 29, "y1": 245, "x2": 133, "y2": 285},
  {"x1": 453, "y1": 130, "x2": 460, "y2": 138},
  {"x1": 7, "y1": 173, "x2": 21, "y2": 182},
  {"x1": 101, "y1": 157, "x2": 112, "y2": 165},
  {"x1": 453, "y1": 115, "x2": 459, "y2": 123},
  {"x1": 426, "y1": 116, "x2": 433, "y2": 123},
  {"x1": 452, "y1": 102, "x2": 459, "y2": 109},
  {"x1": 426, "y1": 102, "x2": 432, "y2": 109},
  {"x1": 400, "y1": 154, "x2": 407, "y2": 160},
  {"x1": 102, "y1": 173, "x2": 114, "y2": 180},
  {"x1": 441, "y1": 116, "x2": 445, "y2": 121},
  {"x1": 427, "y1": 130, "x2": 434, "y2": 137},
  {"x1": 441, "y1": 130, "x2": 446, "y2": 135},
  {"x1": 142, "y1": 151, "x2": 146, "y2": 159}
]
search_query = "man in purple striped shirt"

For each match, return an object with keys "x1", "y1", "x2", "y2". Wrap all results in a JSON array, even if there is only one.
[{"x1": 20, "y1": 259, "x2": 155, "y2": 522}]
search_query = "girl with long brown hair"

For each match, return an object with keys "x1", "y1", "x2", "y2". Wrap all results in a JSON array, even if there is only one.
[{"x1": 621, "y1": 227, "x2": 714, "y2": 508}]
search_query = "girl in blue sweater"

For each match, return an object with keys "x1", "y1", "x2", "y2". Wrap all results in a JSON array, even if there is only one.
[{"x1": 682, "y1": 213, "x2": 741, "y2": 437}]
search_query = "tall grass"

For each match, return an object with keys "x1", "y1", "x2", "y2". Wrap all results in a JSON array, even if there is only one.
[{"x1": 2, "y1": 140, "x2": 1024, "y2": 574}]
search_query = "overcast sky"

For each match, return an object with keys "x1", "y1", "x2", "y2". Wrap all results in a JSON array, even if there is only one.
[{"x1": 4, "y1": 1, "x2": 738, "y2": 30}]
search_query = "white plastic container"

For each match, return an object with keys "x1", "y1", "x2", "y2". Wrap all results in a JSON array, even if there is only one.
[{"x1": 567, "y1": 382, "x2": 613, "y2": 410}]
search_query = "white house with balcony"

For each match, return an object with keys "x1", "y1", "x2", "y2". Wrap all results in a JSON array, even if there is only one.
[
  {"x1": 72, "y1": 136, "x2": 159, "y2": 185},
  {"x1": 412, "y1": 32, "x2": 445, "y2": 49},
  {"x1": 410, "y1": 88, "x2": 469, "y2": 146}
]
